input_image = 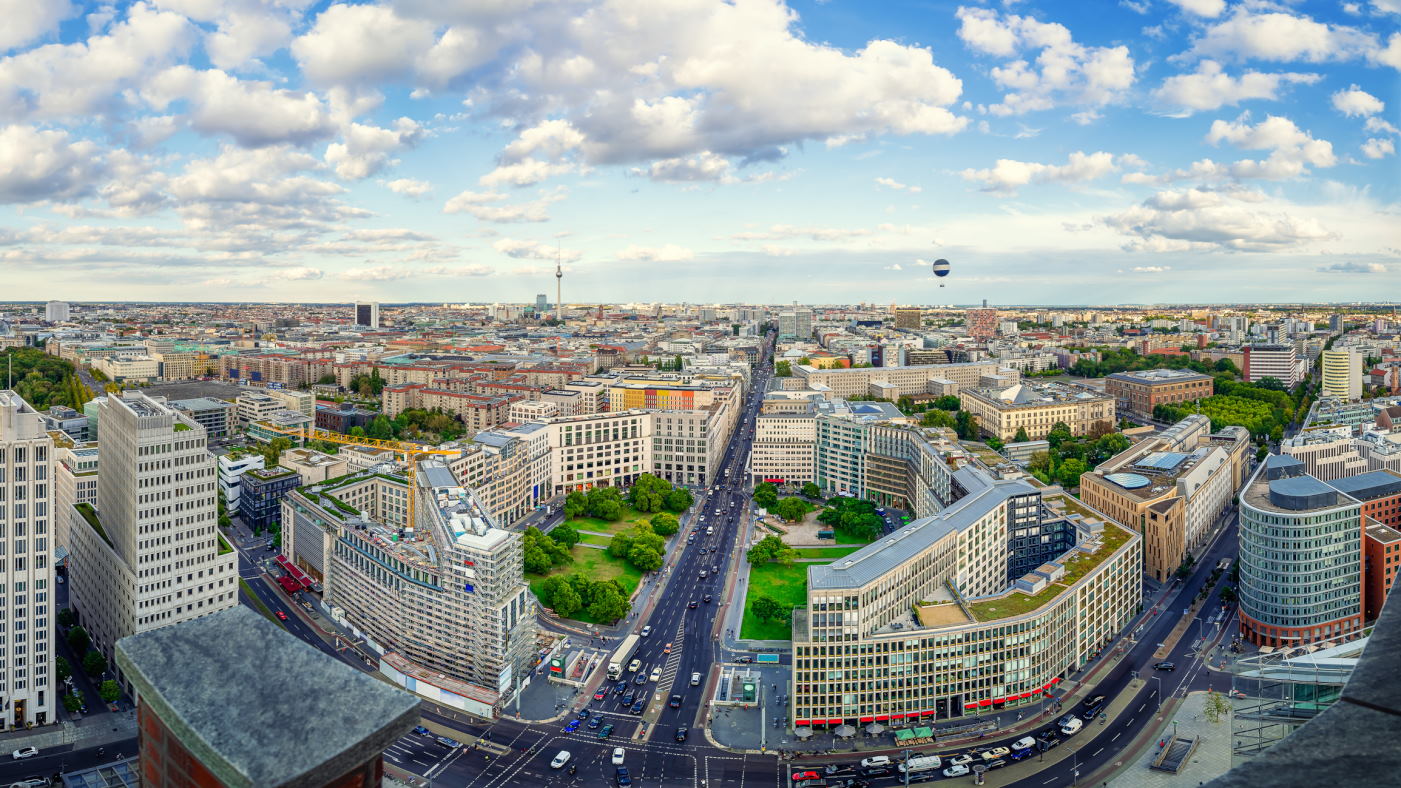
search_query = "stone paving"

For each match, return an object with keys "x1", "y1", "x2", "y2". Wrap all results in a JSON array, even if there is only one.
[{"x1": 1106, "y1": 691, "x2": 1233, "y2": 788}]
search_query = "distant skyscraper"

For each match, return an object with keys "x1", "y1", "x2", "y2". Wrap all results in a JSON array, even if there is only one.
[
  {"x1": 778, "y1": 309, "x2": 813, "y2": 340},
  {"x1": 0, "y1": 391, "x2": 55, "y2": 729},
  {"x1": 1330, "y1": 313, "x2": 1345, "y2": 332},
  {"x1": 354, "y1": 301, "x2": 380, "y2": 328},
  {"x1": 1321, "y1": 349, "x2": 1363, "y2": 400},
  {"x1": 68, "y1": 393, "x2": 238, "y2": 683},
  {"x1": 45, "y1": 300, "x2": 69, "y2": 322},
  {"x1": 535, "y1": 293, "x2": 548, "y2": 314}
]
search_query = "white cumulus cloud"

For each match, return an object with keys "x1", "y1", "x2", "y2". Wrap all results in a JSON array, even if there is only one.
[
  {"x1": 1153, "y1": 61, "x2": 1318, "y2": 115},
  {"x1": 1331, "y1": 85, "x2": 1384, "y2": 117},
  {"x1": 961, "y1": 151, "x2": 1121, "y2": 195},
  {"x1": 1362, "y1": 138, "x2": 1395, "y2": 158},
  {"x1": 616, "y1": 244, "x2": 694, "y2": 262},
  {"x1": 875, "y1": 177, "x2": 922, "y2": 193},
  {"x1": 1206, "y1": 113, "x2": 1336, "y2": 179}
]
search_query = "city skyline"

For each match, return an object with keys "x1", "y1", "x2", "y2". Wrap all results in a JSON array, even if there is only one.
[{"x1": 2, "y1": 1, "x2": 1398, "y2": 302}]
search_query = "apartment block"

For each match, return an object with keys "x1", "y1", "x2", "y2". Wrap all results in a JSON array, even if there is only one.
[
  {"x1": 1282, "y1": 431, "x2": 1401, "y2": 481},
  {"x1": 796, "y1": 361, "x2": 1014, "y2": 399},
  {"x1": 169, "y1": 397, "x2": 235, "y2": 437},
  {"x1": 892, "y1": 307, "x2": 922, "y2": 329},
  {"x1": 1321, "y1": 348, "x2": 1363, "y2": 400},
  {"x1": 1104, "y1": 368, "x2": 1214, "y2": 418},
  {"x1": 447, "y1": 422, "x2": 551, "y2": 526},
  {"x1": 965, "y1": 307, "x2": 998, "y2": 341},
  {"x1": 0, "y1": 391, "x2": 56, "y2": 729},
  {"x1": 959, "y1": 382, "x2": 1115, "y2": 441},
  {"x1": 68, "y1": 393, "x2": 238, "y2": 687},
  {"x1": 778, "y1": 309, "x2": 814, "y2": 340},
  {"x1": 1242, "y1": 344, "x2": 1303, "y2": 388}
]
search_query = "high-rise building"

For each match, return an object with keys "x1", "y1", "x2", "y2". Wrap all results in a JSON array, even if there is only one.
[
  {"x1": 68, "y1": 393, "x2": 239, "y2": 684},
  {"x1": 778, "y1": 309, "x2": 814, "y2": 340},
  {"x1": 1330, "y1": 313, "x2": 1345, "y2": 332},
  {"x1": 965, "y1": 307, "x2": 998, "y2": 341},
  {"x1": 354, "y1": 301, "x2": 380, "y2": 328},
  {"x1": 0, "y1": 391, "x2": 55, "y2": 729},
  {"x1": 1321, "y1": 348, "x2": 1363, "y2": 400},
  {"x1": 45, "y1": 300, "x2": 70, "y2": 323},
  {"x1": 535, "y1": 293, "x2": 548, "y2": 314},
  {"x1": 1242, "y1": 344, "x2": 1302, "y2": 387}
]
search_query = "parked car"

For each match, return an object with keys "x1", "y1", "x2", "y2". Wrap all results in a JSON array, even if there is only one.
[
  {"x1": 1154, "y1": 661, "x2": 1176, "y2": 671},
  {"x1": 11, "y1": 748, "x2": 38, "y2": 760}
]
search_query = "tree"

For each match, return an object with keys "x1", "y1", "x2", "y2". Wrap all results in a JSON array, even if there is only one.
[
  {"x1": 934, "y1": 395, "x2": 961, "y2": 411},
  {"x1": 348, "y1": 425, "x2": 367, "y2": 438},
  {"x1": 800, "y1": 482, "x2": 821, "y2": 499},
  {"x1": 985, "y1": 436, "x2": 1005, "y2": 452},
  {"x1": 920, "y1": 409, "x2": 955, "y2": 429},
  {"x1": 663, "y1": 487, "x2": 693, "y2": 513},
  {"x1": 1057, "y1": 458, "x2": 1088, "y2": 488},
  {"x1": 549, "y1": 524, "x2": 581, "y2": 549},
  {"x1": 1255, "y1": 376, "x2": 1285, "y2": 391},
  {"x1": 63, "y1": 694, "x2": 82, "y2": 713},
  {"x1": 83, "y1": 649, "x2": 107, "y2": 677},
  {"x1": 551, "y1": 580, "x2": 584, "y2": 618},
  {"x1": 1203, "y1": 690, "x2": 1232, "y2": 724},
  {"x1": 775, "y1": 360, "x2": 792, "y2": 377},
  {"x1": 1013, "y1": 426, "x2": 1030, "y2": 443},
  {"x1": 259, "y1": 436, "x2": 292, "y2": 467},
  {"x1": 649, "y1": 512, "x2": 680, "y2": 536},
  {"x1": 365, "y1": 414, "x2": 394, "y2": 440},
  {"x1": 587, "y1": 583, "x2": 630, "y2": 623},
  {"x1": 55, "y1": 655, "x2": 72, "y2": 683},
  {"x1": 753, "y1": 482, "x2": 779, "y2": 510},
  {"x1": 67, "y1": 626, "x2": 91, "y2": 655},
  {"x1": 58, "y1": 607, "x2": 76, "y2": 628},
  {"x1": 628, "y1": 473, "x2": 671, "y2": 513},
  {"x1": 751, "y1": 595, "x2": 789, "y2": 624},
  {"x1": 316, "y1": 374, "x2": 337, "y2": 385},
  {"x1": 954, "y1": 410, "x2": 978, "y2": 440},
  {"x1": 747, "y1": 535, "x2": 786, "y2": 564},
  {"x1": 1046, "y1": 422, "x2": 1073, "y2": 448},
  {"x1": 628, "y1": 545, "x2": 663, "y2": 573},
  {"x1": 564, "y1": 491, "x2": 587, "y2": 518},
  {"x1": 1214, "y1": 358, "x2": 1239, "y2": 376},
  {"x1": 774, "y1": 497, "x2": 814, "y2": 522},
  {"x1": 99, "y1": 680, "x2": 122, "y2": 703}
]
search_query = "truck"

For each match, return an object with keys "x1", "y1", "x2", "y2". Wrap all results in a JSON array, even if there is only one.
[
  {"x1": 608, "y1": 634, "x2": 642, "y2": 680},
  {"x1": 897, "y1": 755, "x2": 943, "y2": 775}
]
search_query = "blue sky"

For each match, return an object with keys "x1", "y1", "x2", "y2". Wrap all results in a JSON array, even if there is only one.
[{"x1": 1, "y1": 0, "x2": 1397, "y2": 305}]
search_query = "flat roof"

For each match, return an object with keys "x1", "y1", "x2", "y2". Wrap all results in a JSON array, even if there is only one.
[
  {"x1": 115, "y1": 606, "x2": 419, "y2": 788},
  {"x1": 1329, "y1": 470, "x2": 1401, "y2": 502}
]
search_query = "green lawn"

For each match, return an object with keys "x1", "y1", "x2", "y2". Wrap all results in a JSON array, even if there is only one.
[
  {"x1": 741, "y1": 562, "x2": 812, "y2": 641},
  {"x1": 527, "y1": 545, "x2": 646, "y2": 625},
  {"x1": 834, "y1": 530, "x2": 875, "y2": 545},
  {"x1": 792, "y1": 546, "x2": 864, "y2": 559},
  {"x1": 575, "y1": 531, "x2": 612, "y2": 546},
  {"x1": 565, "y1": 505, "x2": 656, "y2": 534}
]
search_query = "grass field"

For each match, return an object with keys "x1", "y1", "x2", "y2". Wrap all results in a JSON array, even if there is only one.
[
  {"x1": 527, "y1": 545, "x2": 645, "y2": 625},
  {"x1": 792, "y1": 546, "x2": 864, "y2": 559},
  {"x1": 834, "y1": 530, "x2": 875, "y2": 545},
  {"x1": 740, "y1": 561, "x2": 812, "y2": 641},
  {"x1": 574, "y1": 530, "x2": 613, "y2": 546},
  {"x1": 565, "y1": 505, "x2": 656, "y2": 535}
]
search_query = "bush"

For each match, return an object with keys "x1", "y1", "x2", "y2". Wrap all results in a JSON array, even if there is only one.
[
  {"x1": 99, "y1": 680, "x2": 122, "y2": 703},
  {"x1": 63, "y1": 694, "x2": 82, "y2": 713}
]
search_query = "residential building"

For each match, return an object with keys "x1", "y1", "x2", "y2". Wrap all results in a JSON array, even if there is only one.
[
  {"x1": 958, "y1": 382, "x2": 1116, "y2": 441},
  {"x1": 240, "y1": 465, "x2": 301, "y2": 532},
  {"x1": 750, "y1": 408, "x2": 818, "y2": 487},
  {"x1": 795, "y1": 360, "x2": 1014, "y2": 399},
  {"x1": 1321, "y1": 349, "x2": 1363, "y2": 400},
  {"x1": 965, "y1": 307, "x2": 998, "y2": 341},
  {"x1": 217, "y1": 451, "x2": 264, "y2": 514},
  {"x1": 1104, "y1": 368, "x2": 1214, "y2": 418},
  {"x1": 355, "y1": 301, "x2": 380, "y2": 328},
  {"x1": 1242, "y1": 344, "x2": 1303, "y2": 388},
  {"x1": 283, "y1": 462, "x2": 534, "y2": 715},
  {"x1": 169, "y1": 397, "x2": 235, "y2": 437},
  {"x1": 893, "y1": 307, "x2": 922, "y2": 329},
  {"x1": 791, "y1": 461, "x2": 1141, "y2": 729},
  {"x1": 115, "y1": 606, "x2": 419, "y2": 788},
  {"x1": 545, "y1": 410, "x2": 652, "y2": 494},
  {"x1": 279, "y1": 448, "x2": 349, "y2": 485},
  {"x1": 0, "y1": 391, "x2": 55, "y2": 729},
  {"x1": 67, "y1": 392, "x2": 239, "y2": 689},
  {"x1": 1081, "y1": 415, "x2": 1250, "y2": 581},
  {"x1": 54, "y1": 437, "x2": 99, "y2": 552},
  {"x1": 778, "y1": 309, "x2": 814, "y2": 340},
  {"x1": 45, "y1": 300, "x2": 69, "y2": 322}
]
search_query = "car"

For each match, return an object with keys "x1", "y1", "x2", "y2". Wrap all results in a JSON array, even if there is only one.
[
  {"x1": 641, "y1": 626, "x2": 652, "y2": 637},
  {"x1": 598, "y1": 724, "x2": 615, "y2": 739},
  {"x1": 984, "y1": 758, "x2": 1008, "y2": 770},
  {"x1": 703, "y1": 594, "x2": 712, "y2": 603},
  {"x1": 11, "y1": 747, "x2": 38, "y2": 760},
  {"x1": 615, "y1": 681, "x2": 628, "y2": 694},
  {"x1": 1011, "y1": 736, "x2": 1037, "y2": 752},
  {"x1": 699, "y1": 570, "x2": 708, "y2": 579},
  {"x1": 588, "y1": 716, "x2": 602, "y2": 729},
  {"x1": 664, "y1": 642, "x2": 674, "y2": 654},
  {"x1": 1060, "y1": 717, "x2": 1084, "y2": 736},
  {"x1": 795, "y1": 781, "x2": 829, "y2": 788},
  {"x1": 1010, "y1": 748, "x2": 1034, "y2": 761},
  {"x1": 792, "y1": 771, "x2": 821, "y2": 781},
  {"x1": 649, "y1": 666, "x2": 662, "y2": 682},
  {"x1": 612, "y1": 747, "x2": 626, "y2": 765},
  {"x1": 1154, "y1": 661, "x2": 1176, "y2": 671},
  {"x1": 981, "y1": 747, "x2": 1010, "y2": 761},
  {"x1": 669, "y1": 694, "x2": 683, "y2": 708},
  {"x1": 9, "y1": 779, "x2": 48, "y2": 788},
  {"x1": 735, "y1": 656, "x2": 753, "y2": 664},
  {"x1": 550, "y1": 750, "x2": 572, "y2": 769},
  {"x1": 412, "y1": 725, "x2": 431, "y2": 737},
  {"x1": 699, "y1": 547, "x2": 707, "y2": 555},
  {"x1": 859, "y1": 756, "x2": 891, "y2": 769},
  {"x1": 594, "y1": 690, "x2": 607, "y2": 700},
  {"x1": 942, "y1": 764, "x2": 970, "y2": 778},
  {"x1": 623, "y1": 691, "x2": 635, "y2": 705},
  {"x1": 435, "y1": 736, "x2": 461, "y2": 749},
  {"x1": 690, "y1": 672, "x2": 702, "y2": 686},
  {"x1": 275, "y1": 610, "x2": 288, "y2": 621},
  {"x1": 634, "y1": 672, "x2": 647, "y2": 685},
  {"x1": 563, "y1": 720, "x2": 581, "y2": 733},
  {"x1": 1038, "y1": 737, "x2": 1062, "y2": 752},
  {"x1": 577, "y1": 709, "x2": 590, "y2": 719},
  {"x1": 675, "y1": 727, "x2": 689, "y2": 742},
  {"x1": 631, "y1": 700, "x2": 646, "y2": 714},
  {"x1": 688, "y1": 600, "x2": 698, "y2": 609},
  {"x1": 822, "y1": 765, "x2": 857, "y2": 777},
  {"x1": 947, "y1": 754, "x2": 975, "y2": 767},
  {"x1": 616, "y1": 766, "x2": 633, "y2": 786}
]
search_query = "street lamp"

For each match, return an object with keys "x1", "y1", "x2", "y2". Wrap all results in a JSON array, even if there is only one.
[{"x1": 1153, "y1": 675, "x2": 1163, "y2": 713}]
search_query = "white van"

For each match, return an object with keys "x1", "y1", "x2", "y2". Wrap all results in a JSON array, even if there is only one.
[
  {"x1": 897, "y1": 755, "x2": 942, "y2": 774},
  {"x1": 1011, "y1": 736, "x2": 1037, "y2": 752},
  {"x1": 1060, "y1": 716, "x2": 1083, "y2": 736},
  {"x1": 550, "y1": 751, "x2": 572, "y2": 769}
]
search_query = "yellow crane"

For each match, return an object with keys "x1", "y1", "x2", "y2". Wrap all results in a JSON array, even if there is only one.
[{"x1": 258, "y1": 422, "x2": 460, "y2": 530}]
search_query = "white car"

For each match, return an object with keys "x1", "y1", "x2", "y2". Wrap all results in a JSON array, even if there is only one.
[
  {"x1": 611, "y1": 747, "x2": 626, "y2": 765},
  {"x1": 690, "y1": 672, "x2": 702, "y2": 686},
  {"x1": 943, "y1": 764, "x2": 970, "y2": 778},
  {"x1": 947, "y1": 753, "x2": 975, "y2": 767},
  {"x1": 641, "y1": 626, "x2": 652, "y2": 637},
  {"x1": 981, "y1": 747, "x2": 1010, "y2": 761},
  {"x1": 550, "y1": 750, "x2": 572, "y2": 769},
  {"x1": 860, "y1": 755, "x2": 891, "y2": 769},
  {"x1": 10, "y1": 747, "x2": 38, "y2": 760},
  {"x1": 649, "y1": 666, "x2": 662, "y2": 682}
]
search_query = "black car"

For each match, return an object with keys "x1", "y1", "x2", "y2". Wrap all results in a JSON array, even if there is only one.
[
  {"x1": 1037, "y1": 736, "x2": 1061, "y2": 752},
  {"x1": 1154, "y1": 661, "x2": 1176, "y2": 671},
  {"x1": 675, "y1": 727, "x2": 689, "y2": 742},
  {"x1": 616, "y1": 767, "x2": 632, "y2": 786},
  {"x1": 588, "y1": 716, "x2": 602, "y2": 729},
  {"x1": 631, "y1": 700, "x2": 646, "y2": 714},
  {"x1": 634, "y1": 672, "x2": 647, "y2": 684},
  {"x1": 669, "y1": 694, "x2": 683, "y2": 708},
  {"x1": 577, "y1": 709, "x2": 590, "y2": 720},
  {"x1": 703, "y1": 594, "x2": 712, "y2": 603},
  {"x1": 688, "y1": 600, "x2": 698, "y2": 609},
  {"x1": 860, "y1": 766, "x2": 894, "y2": 777},
  {"x1": 984, "y1": 759, "x2": 1007, "y2": 770},
  {"x1": 598, "y1": 724, "x2": 614, "y2": 739},
  {"x1": 614, "y1": 681, "x2": 627, "y2": 694}
]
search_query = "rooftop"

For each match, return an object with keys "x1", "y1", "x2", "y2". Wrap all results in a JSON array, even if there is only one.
[
  {"x1": 1106, "y1": 368, "x2": 1214, "y2": 383},
  {"x1": 965, "y1": 381, "x2": 1111, "y2": 408},
  {"x1": 115, "y1": 606, "x2": 419, "y2": 788}
]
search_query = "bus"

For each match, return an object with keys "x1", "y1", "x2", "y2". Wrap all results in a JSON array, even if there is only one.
[{"x1": 608, "y1": 634, "x2": 642, "y2": 680}]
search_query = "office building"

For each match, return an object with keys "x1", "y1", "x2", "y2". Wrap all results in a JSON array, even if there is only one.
[
  {"x1": 115, "y1": 605, "x2": 419, "y2": 788},
  {"x1": 791, "y1": 462, "x2": 1141, "y2": 729},
  {"x1": 546, "y1": 410, "x2": 652, "y2": 495},
  {"x1": 1281, "y1": 431, "x2": 1401, "y2": 481},
  {"x1": 315, "y1": 403, "x2": 376, "y2": 434},
  {"x1": 279, "y1": 448, "x2": 348, "y2": 485},
  {"x1": 67, "y1": 393, "x2": 238, "y2": 688},
  {"x1": 54, "y1": 438, "x2": 100, "y2": 552},
  {"x1": 1081, "y1": 415, "x2": 1250, "y2": 581},
  {"x1": 240, "y1": 465, "x2": 301, "y2": 532},
  {"x1": 1242, "y1": 344, "x2": 1303, "y2": 388},
  {"x1": 217, "y1": 450, "x2": 264, "y2": 514},
  {"x1": 750, "y1": 409, "x2": 819, "y2": 487},
  {"x1": 778, "y1": 309, "x2": 814, "y2": 340},
  {"x1": 536, "y1": 293, "x2": 548, "y2": 314},
  {"x1": 1104, "y1": 368, "x2": 1214, "y2": 418},
  {"x1": 354, "y1": 301, "x2": 380, "y2": 328},
  {"x1": 0, "y1": 392, "x2": 55, "y2": 729},
  {"x1": 795, "y1": 360, "x2": 1014, "y2": 400},
  {"x1": 965, "y1": 307, "x2": 998, "y2": 341},
  {"x1": 283, "y1": 462, "x2": 534, "y2": 715},
  {"x1": 893, "y1": 307, "x2": 922, "y2": 329},
  {"x1": 41, "y1": 404, "x2": 89, "y2": 441},
  {"x1": 1330, "y1": 313, "x2": 1345, "y2": 332},
  {"x1": 45, "y1": 300, "x2": 70, "y2": 322},
  {"x1": 958, "y1": 382, "x2": 1115, "y2": 442},
  {"x1": 93, "y1": 354, "x2": 160, "y2": 384},
  {"x1": 1321, "y1": 348, "x2": 1363, "y2": 400},
  {"x1": 169, "y1": 397, "x2": 235, "y2": 437}
]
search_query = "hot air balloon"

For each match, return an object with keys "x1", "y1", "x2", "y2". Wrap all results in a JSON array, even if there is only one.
[{"x1": 932, "y1": 258, "x2": 950, "y2": 287}]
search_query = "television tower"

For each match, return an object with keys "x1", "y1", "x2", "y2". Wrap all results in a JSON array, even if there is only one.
[{"x1": 555, "y1": 244, "x2": 563, "y2": 325}]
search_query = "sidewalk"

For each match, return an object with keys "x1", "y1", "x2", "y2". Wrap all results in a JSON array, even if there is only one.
[
  {"x1": 1104, "y1": 691, "x2": 1233, "y2": 788},
  {"x1": 0, "y1": 709, "x2": 138, "y2": 755}
]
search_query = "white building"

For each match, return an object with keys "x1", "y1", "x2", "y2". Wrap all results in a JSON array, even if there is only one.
[
  {"x1": 45, "y1": 300, "x2": 70, "y2": 323},
  {"x1": 355, "y1": 301, "x2": 380, "y2": 328},
  {"x1": 749, "y1": 410, "x2": 817, "y2": 487},
  {"x1": 1242, "y1": 344, "x2": 1303, "y2": 388},
  {"x1": 0, "y1": 391, "x2": 56, "y2": 729},
  {"x1": 1321, "y1": 349, "x2": 1363, "y2": 400},
  {"x1": 217, "y1": 451, "x2": 265, "y2": 513},
  {"x1": 54, "y1": 439, "x2": 99, "y2": 552},
  {"x1": 68, "y1": 393, "x2": 239, "y2": 686}
]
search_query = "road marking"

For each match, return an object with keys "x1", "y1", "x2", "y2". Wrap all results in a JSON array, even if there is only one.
[
  {"x1": 1112, "y1": 732, "x2": 1121, "y2": 742},
  {"x1": 1092, "y1": 747, "x2": 1102, "y2": 756},
  {"x1": 1137, "y1": 703, "x2": 1145, "y2": 712}
]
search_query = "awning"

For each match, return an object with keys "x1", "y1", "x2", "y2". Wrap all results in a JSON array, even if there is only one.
[
  {"x1": 865, "y1": 723, "x2": 886, "y2": 735},
  {"x1": 913, "y1": 727, "x2": 934, "y2": 738},
  {"x1": 893, "y1": 729, "x2": 916, "y2": 742}
]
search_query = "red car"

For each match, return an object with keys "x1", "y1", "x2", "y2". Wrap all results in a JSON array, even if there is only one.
[
  {"x1": 276, "y1": 611, "x2": 288, "y2": 621},
  {"x1": 792, "y1": 771, "x2": 820, "y2": 781},
  {"x1": 594, "y1": 690, "x2": 608, "y2": 700}
]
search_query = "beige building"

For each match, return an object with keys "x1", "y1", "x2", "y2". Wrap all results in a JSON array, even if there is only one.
[
  {"x1": 796, "y1": 361, "x2": 1015, "y2": 399},
  {"x1": 53, "y1": 436, "x2": 100, "y2": 552},
  {"x1": 94, "y1": 354, "x2": 160, "y2": 384},
  {"x1": 267, "y1": 388, "x2": 315, "y2": 419},
  {"x1": 892, "y1": 306, "x2": 922, "y2": 329},
  {"x1": 446, "y1": 422, "x2": 552, "y2": 526},
  {"x1": 1321, "y1": 349, "x2": 1363, "y2": 400},
  {"x1": 0, "y1": 392, "x2": 56, "y2": 729},
  {"x1": 750, "y1": 410, "x2": 818, "y2": 486},
  {"x1": 509, "y1": 399, "x2": 559, "y2": 422},
  {"x1": 236, "y1": 392, "x2": 294, "y2": 427},
  {"x1": 68, "y1": 393, "x2": 238, "y2": 689},
  {"x1": 279, "y1": 448, "x2": 349, "y2": 484},
  {"x1": 959, "y1": 382, "x2": 1115, "y2": 441},
  {"x1": 1282, "y1": 430, "x2": 1401, "y2": 481},
  {"x1": 546, "y1": 410, "x2": 653, "y2": 494}
]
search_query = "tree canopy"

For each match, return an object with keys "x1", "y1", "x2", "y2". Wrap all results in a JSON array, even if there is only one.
[
  {"x1": 817, "y1": 498, "x2": 883, "y2": 542},
  {"x1": 746, "y1": 534, "x2": 796, "y2": 565},
  {"x1": 2, "y1": 348, "x2": 93, "y2": 411}
]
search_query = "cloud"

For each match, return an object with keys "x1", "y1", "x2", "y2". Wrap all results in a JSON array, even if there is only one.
[
  {"x1": 1131, "y1": 265, "x2": 1171, "y2": 272},
  {"x1": 1206, "y1": 113, "x2": 1336, "y2": 179},
  {"x1": 0, "y1": 125, "x2": 104, "y2": 204},
  {"x1": 141, "y1": 66, "x2": 337, "y2": 148},
  {"x1": 493, "y1": 238, "x2": 581, "y2": 261},
  {"x1": 730, "y1": 225, "x2": 872, "y2": 242},
  {"x1": 1102, "y1": 187, "x2": 1334, "y2": 251},
  {"x1": 1152, "y1": 61, "x2": 1319, "y2": 114},
  {"x1": 1316, "y1": 261, "x2": 1387, "y2": 273},
  {"x1": 324, "y1": 118, "x2": 424, "y2": 179},
  {"x1": 157, "y1": 0, "x2": 298, "y2": 70},
  {"x1": 616, "y1": 244, "x2": 694, "y2": 262},
  {"x1": 292, "y1": 4, "x2": 437, "y2": 85},
  {"x1": 442, "y1": 188, "x2": 564, "y2": 223},
  {"x1": 1362, "y1": 138, "x2": 1396, "y2": 158},
  {"x1": 759, "y1": 245, "x2": 797, "y2": 256},
  {"x1": 1184, "y1": 9, "x2": 1379, "y2": 64},
  {"x1": 1331, "y1": 85, "x2": 1384, "y2": 117},
  {"x1": 341, "y1": 263, "x2": 491, "y2": 280},
  {"x1": 955, "y1": 6, "x2": 1135, "y2": 117},
  {"x1": 1365, "y1": 116, "x2": 1399, "y2": 135},
  {"x1": 636, "y1": 152, "x2": 732, "y2": 183},
  {"x1": 383, "y1": 178, "x2": 433, "y2": 198},
  {"x1": 883, "y1": 262, "x2": 903, "y2": 270},
  {"x1": 1164, "y1": 0, "x2": 1225, "y2": 17},
  {"x1": 0, "y1": 0, "x2": 76, "y2": 51},
  {"x1": 961, "y1": 151, "x2": 1120, "y2": 195},
  {"x1": 875, "y1": 177, "x2": 922, "y2": 193}
]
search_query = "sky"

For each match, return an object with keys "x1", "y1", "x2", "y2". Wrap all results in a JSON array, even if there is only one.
[{"x1": 1, "y1": 0, "x2": 1398, "y2": 306}]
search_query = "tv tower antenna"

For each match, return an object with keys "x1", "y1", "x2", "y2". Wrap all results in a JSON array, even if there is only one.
[{"x1": 555, "y1": 243, "x2": 563, "y2": 325}]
